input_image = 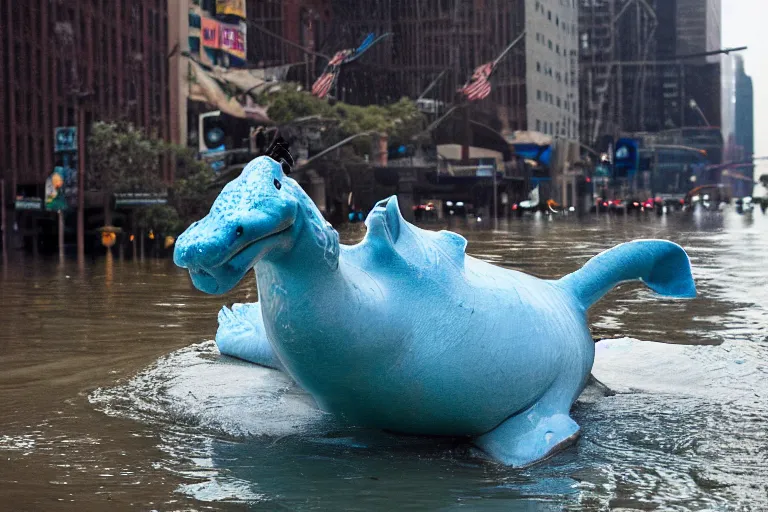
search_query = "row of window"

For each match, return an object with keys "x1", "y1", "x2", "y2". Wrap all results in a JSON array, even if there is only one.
[
  {"x1": 535, "y1": 61, "x2": 576, "y2": 87},
  {"x1": 535, "y1": 90, "x2": 578, "y2": 114},
  {"x1": 534, "y1": 33, "x2": 579, "y2": 59},
  {"x1": 534, "y1": 117, "x2": 578, "y2": 138},
  {"x1": 534, "y1": 1, "x2": 577, "y2": 34}
]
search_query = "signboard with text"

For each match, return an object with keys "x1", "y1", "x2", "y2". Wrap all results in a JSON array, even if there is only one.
[
  {"x1": 201, "y1": 17, "x2": 220, "y2": 49},
  {"x1": 221, "y1": 21, "x2": 246, "y2": 61}
]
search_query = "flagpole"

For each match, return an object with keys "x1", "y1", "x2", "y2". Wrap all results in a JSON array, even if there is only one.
[
  {"x1": 492, "y1": 31, "x2": 526, "y2": 68},
  {"x1": 417, "y1": 68, "x2": 450, "y2": 101}
]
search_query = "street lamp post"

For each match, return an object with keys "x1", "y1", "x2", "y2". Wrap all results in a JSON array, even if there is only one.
[{"x1": 689, "y1": 99, "x2": 710, "y2": 126}]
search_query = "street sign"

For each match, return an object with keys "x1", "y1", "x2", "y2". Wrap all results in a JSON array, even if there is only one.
[
  {"x1": 54, "y1": 127, "x2": 77, "y2": 153},
  {"x1": 114, "y1": 193, "x2": 168, "y2": 208},
  {"x1": 15, "y1": 197, "x2": 43, "y2": 211}
]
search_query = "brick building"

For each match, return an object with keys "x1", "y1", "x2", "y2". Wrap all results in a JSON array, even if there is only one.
[
  {"x1": 1, "y1": 0, "x2": 172, "y2": 199},
  {"x1": 0, "y1": 0, "x2": 171, "y2": 253}
]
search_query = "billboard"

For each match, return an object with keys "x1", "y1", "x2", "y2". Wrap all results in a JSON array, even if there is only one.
[
  {"x1": 216, "y1": 0, "x2": 246, "y2": 18},
  {"x1": 45, "y1": 165, "x2": 77, "y2": 211},
  {"x1": 201, "y1": 17, "x2": 220, "y2": 49},
  {"x1": 220, "y1": 21, "x2": 246, "y2": 61}
]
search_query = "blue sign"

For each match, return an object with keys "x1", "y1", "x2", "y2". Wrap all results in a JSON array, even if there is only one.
[
  {"x1": 54, "y1": 127, "x2": 77, "y2": 153},
  {"x1": 511, "y1": 144, "x2": 552, "y2": 166},
  {"x1": 614, "y1": 138, "x2": 639, "y2": 180}
]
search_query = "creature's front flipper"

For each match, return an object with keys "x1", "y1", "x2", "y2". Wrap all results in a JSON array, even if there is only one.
[
  {"x1": 474, "y1": 404, "x2": 580, "y2": 468},
  {"x1": 216, "y1": 303, "x2": 283, "y2": 370}
]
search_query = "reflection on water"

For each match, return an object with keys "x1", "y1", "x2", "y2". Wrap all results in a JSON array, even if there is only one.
[{"x1": 1, "y1": 210, "x2": 767, "y2": 510}]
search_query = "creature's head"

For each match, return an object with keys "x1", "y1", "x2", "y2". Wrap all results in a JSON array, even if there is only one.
[{"x1": 174, "y1": 155, "x2": 336, "y2": 295}]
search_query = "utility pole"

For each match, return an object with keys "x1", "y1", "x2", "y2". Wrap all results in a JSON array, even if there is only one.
[
  {"x1": 58, "y1": 211, "x2": 65, "y2": 264},
  {"x1": 492, "y1": 161, "x2": 498, "y2": 230},
  {"x1": 1, "y1": 178, "x2": 7, "y2": 267},
  {"x1": 77, "y1": 101, "x2": 86, "y2": 265}
]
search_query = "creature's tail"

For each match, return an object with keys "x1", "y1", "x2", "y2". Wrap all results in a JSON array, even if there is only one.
[{"x1": 558, "y1": 240, "x2": 696, "y2": 310}]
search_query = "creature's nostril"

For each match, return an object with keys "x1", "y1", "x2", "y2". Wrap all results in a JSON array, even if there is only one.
[{"x1": 235, "y1": 226, "x2": 244, "y2": 237}]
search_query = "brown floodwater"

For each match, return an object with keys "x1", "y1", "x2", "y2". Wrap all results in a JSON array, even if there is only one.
[{"x1": 1, "y1": 209, "x2": 766, "y2": 511}]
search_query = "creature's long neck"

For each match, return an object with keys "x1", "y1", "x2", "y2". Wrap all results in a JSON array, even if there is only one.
[{"x1": 254, "y1": 206, "x2": 344, "y2": 300}]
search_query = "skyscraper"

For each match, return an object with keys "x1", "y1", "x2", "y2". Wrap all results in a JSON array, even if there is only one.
[
  {"x1": 675, "y1": 0, "x2": 721, "y2": 60},
  {"x1": 721, "y1": 54, "x2": 737, "y2": 161},
  {"x1": 734, "y1": 55, "x2": 754, "y2": 160}
]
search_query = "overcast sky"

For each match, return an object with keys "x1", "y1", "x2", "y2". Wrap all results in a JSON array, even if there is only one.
[{"x1": 722, "y1": 1, "x2": 765, "y2": 181}]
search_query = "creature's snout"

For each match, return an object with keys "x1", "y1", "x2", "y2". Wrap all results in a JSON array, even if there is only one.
[{"x1": 173, "y1": 221, "x2": 227, "y2": 271}]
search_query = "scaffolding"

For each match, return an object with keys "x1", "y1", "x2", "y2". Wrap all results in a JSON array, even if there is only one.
[{"x1": 579, "y1": 0, "x2": 684, "y2": 148}]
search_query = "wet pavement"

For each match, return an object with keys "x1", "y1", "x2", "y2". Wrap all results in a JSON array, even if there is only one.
[{"x1": 1, "y1": 209, "x2": 766, "y2": 510}]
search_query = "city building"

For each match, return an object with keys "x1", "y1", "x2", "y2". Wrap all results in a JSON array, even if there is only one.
[
  {"x1": 1, "y1": 0, "x2": 172, "y2": 192},
  {"x1": 526, "y1": 0, "x2": 580, "y2": 141},
  {"x1": 721, "y1": 54, "x2": 737, "y2": 161},
  {"x1": 579, "y1": 0, "x2": 723, "y2": 148},
  {"x1": 734, "y1": 55, "x2": 754, "y2": 160},
  {"x1": 731, "y1": 55, "x2": 754, "y2": 198},
  {"x1": 1, "y1": 0, "x2": 171, "y2": 249},
  {"x1": 169, "y1": 0, "x2": 331, "y2": 149},
  {"x1": 675, "y1": 0, "x2": 722, "y2": 62},
  {"x1": 332, "y1": 0, "x2": 578, "y2": 141},
  {"x1": 327, "y1": 0, "x2": 580, "y2": 209},
  {"x1": 579, "y1": 0, "x2": 665, "y2": 145}
]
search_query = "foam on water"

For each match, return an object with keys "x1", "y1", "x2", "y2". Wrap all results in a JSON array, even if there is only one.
[
  {"x1": 90, "y1": 334, "x2": 768, "y2": 509},
  {"x1": 90, "y1": 341, "x2": 328, "y2": 439}
]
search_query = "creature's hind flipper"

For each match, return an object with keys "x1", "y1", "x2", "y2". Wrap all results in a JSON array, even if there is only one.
[
  {"x1": 559, "y1": 239, "x2": 696, "y2": 310},
  {"x1": 474, "y1": 403, "x2": 580, "y2": 468},
  {"x1": 216, "y1": 303, "x2": 283, "y2": 370}
]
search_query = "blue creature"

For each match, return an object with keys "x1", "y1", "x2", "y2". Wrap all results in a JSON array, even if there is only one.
[{"x1": 174, "y1": 155, "x2": 696, "y2": 468}]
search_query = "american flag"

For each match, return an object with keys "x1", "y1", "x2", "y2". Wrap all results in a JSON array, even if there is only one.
[
  {"x1": 459, "y1": 62, "x2": 495, "y2": 101},
  {"x1": 311, "y1": 50, "x2": 353, "y2": 98}
]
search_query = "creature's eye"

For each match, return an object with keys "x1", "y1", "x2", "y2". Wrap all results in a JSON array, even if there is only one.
[
  {"x1": 273, "y1": 178, "x2": 282, "y2": 190},
  {"x1": 235, "y1": 226, "x2": 244, "y2": 237}
]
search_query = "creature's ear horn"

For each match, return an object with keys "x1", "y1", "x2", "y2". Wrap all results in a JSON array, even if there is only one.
[{"x1": 266, "y1": 135, "x2": 294, "y2": 175}]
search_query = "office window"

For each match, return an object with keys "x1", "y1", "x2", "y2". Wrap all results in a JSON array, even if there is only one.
[
  {"x1": 548, "y1": 40, "x2": 553, "y2": 50},
  {"x1": 537, "y1": 62, "x2": 541, "y2": 72},
  {"x1": 548, "y1": 10, "x2": 551, "y2": 20},
  {"x1": 536, "y1": 119, "x2": 541, "y2": 131},
  {"x1": 537, "y1": 89, "x2": 542, "y2": 100},
  {"x1": 557, "y1": 97, "x2": 561, "y2": 108}
]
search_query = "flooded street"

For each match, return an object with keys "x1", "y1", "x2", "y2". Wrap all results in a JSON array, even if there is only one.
[{"x1": 1, "y1": 210, "x2": 767, "y2": 510}]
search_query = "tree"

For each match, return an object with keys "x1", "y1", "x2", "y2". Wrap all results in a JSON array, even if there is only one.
[
  {"x1": 261, "y1": 88, "x2": 425, "y2": 148},
  {"x1": 88, "y1": 122, "x2": 220, "y2": 239},
  {"x1": 88, "y1": 122, "x2": 167, "y2": 225},
  {"x1": 169, "y1": 147, "x2": 218, "y2": 230}
]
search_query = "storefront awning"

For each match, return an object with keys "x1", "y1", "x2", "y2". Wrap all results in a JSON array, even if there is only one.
[{"x1": 187, "y1": 58, "x2": 287, "y2": 122}]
